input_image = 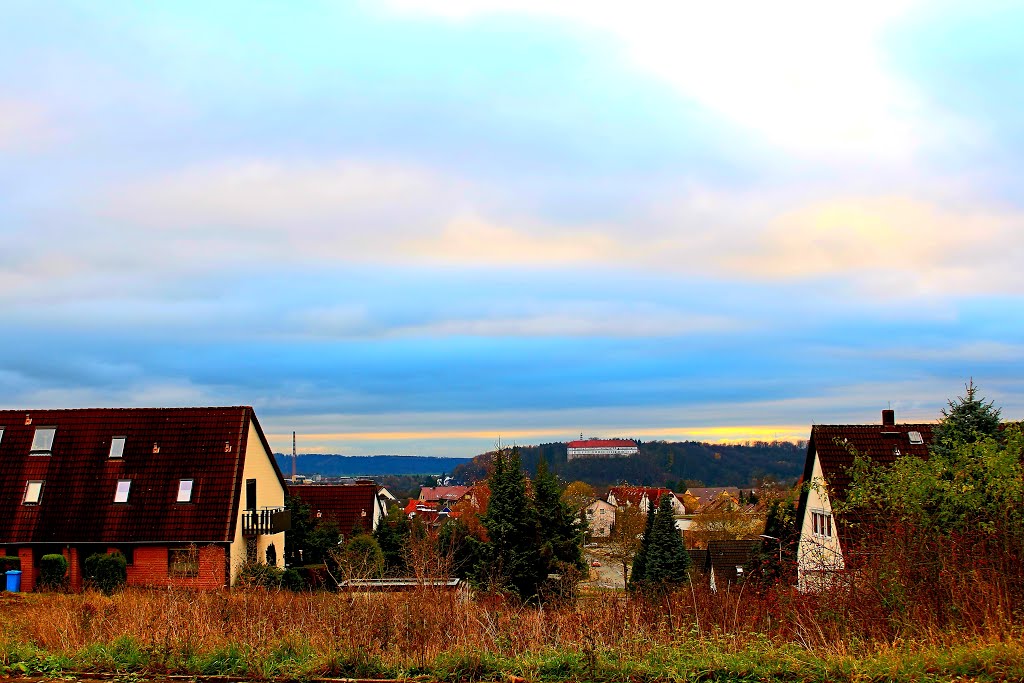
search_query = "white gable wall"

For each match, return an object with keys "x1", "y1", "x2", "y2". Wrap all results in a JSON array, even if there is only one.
[{"x1": 797, "y1": 451, "x2": 844, "y2": 592}]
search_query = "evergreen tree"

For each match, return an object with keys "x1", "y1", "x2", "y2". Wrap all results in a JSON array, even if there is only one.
[
  {"x1": 933, "y1": 380, "x2": 1003, "y2": 457},
  {"x1": 533, "y1": 457, "x2": 586, "y2": 575},
  {"x1": 373, "y1": 504, "x2": 411, "y2": 575},
  {"x1": 628, "y1": 501, "x2": 657, "y2": 590},
  {"x1": 642, "y1": 494, "x2": 691, "y2": 588},
  {"x1": 478, "y1": 447, "x2": 543, "y2": 600}
]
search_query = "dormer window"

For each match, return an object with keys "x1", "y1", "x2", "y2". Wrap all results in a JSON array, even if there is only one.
[
  {"x1": 114, "y1": 480, "x2": 132, "y2": 503},
  {"x1": 177, "y1": 479, "x2": 194, "y2": 503},
  {"x1": 30, "y1": 427, "x2": 56, "y2": 455},
  {"x1": 109, "y1": 437, "x2": 126, "y2": 459},
  {"x1": 23, "y1": 480, "x2": 44, "y2": 504}
]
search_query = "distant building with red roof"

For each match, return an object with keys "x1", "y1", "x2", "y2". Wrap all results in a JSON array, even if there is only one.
[
  {"x1": 607, "y1": 485, "x2": 685, "y2": 515},
  {"x1": 567, "y1": 438, "x2": 638, "y2": 461}
]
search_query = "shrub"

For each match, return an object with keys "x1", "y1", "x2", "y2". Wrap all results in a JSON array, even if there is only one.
[
  {"x1": 83, "y1": 552, "x2": 127, "y2": 594},
  {"x1": 0, "y1": 555, "x2": 20, "y2": 573},
  {"x1": 282, "y1": 568, "x2": 305, "y2": 592},
  {"x1": 38, "y1": 554, "x2": 68, "y2": 590},
  {"x1": 237, "y1": 562, "x2": 285, "y2": 589}
]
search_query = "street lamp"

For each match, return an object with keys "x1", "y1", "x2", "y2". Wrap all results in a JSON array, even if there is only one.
[{"x1": 759, "y1": 534, "x2": 782, "y2": 563}]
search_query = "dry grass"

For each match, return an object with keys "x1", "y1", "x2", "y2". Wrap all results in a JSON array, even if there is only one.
[{"x1": 2, "y1": 580, "x2": 1023, "y2": 681}]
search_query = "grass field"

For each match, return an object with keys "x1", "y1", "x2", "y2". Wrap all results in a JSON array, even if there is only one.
[{"x1": 2, "y1": 586, "x2": 1022, "y2": 682}]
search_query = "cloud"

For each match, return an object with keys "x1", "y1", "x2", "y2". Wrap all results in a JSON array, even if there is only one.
[
  {"x1": 384, "y1": 0, "x2": 949, "y2": 163},
  {"x1": 725, "y1": 196, "x2": 1024, "y2": 296},
  {"x1": 0, "y1": 99, "x2": 58, "y2": 152}
]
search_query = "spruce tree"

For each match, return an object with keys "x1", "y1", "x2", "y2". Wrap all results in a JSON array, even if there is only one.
[
  {"x1": 373, "y1": 504, "x2": 411, "y2": 575},
  {"x1": 629, "y1": 499, "x2": 657, "y2": 590},
  {"x1": 642, "y1": 494, "x2": 691, "y2": 589},
  {"x1": 533, "y1": 457, "x2": 586, "y2": 575},
  {"x1": 933, "y1": 380, "x2": 1003, "y2": 457},
  {"x1": 479, "y1": 447, "x2": 543, "y2": 600}
]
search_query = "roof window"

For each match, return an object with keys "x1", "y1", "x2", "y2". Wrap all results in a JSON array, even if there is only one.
[
  {"x1": 114, "y1": 480, "x2": 132, "y2": 503},
  {"x1": 23, "y1": 480, "x2": 44, "y2": 505},
  {"x1": 177, "y1": 479, "x2": 194, "y2": 503},
  {"x1": 0, "y1": 426, "x2": 5, "y2": 445},
  {"x1": 908, "y1": 431, "x2": 924, "y2": 445},
  {"x1": 30, "y1": 427, "x2": 56, "y2": 455},
  {"x1": 109, "y1": 437, "x2": 126, "y2": 459}
]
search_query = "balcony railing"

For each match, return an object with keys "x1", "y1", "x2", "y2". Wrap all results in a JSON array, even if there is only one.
[{"x1": 242, "y1": 507, "x2": 291, "y2": 536}]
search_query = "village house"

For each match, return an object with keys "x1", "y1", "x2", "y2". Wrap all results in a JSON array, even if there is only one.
[
  {"x1": 287, "y1": 481, "x2": 392, "y2": 539},
  {"x1": 0, "y1": 407, "x2": 289, "y2": 591},
  {"x1": 796, "y1": 409, "x2": 934, "y2": 591},
  {"x1": 704, "y1": 539, "x2": 760, "y2": 592},
  {"x1": 607, "y1": 485, "x2": 685, "y2": 515},
  {"x1": 584, "y1": 498, "x2": 616, "y2": 538},
  {"x1": 418, "y1": 485, "x2": 471, "y2": 510}
]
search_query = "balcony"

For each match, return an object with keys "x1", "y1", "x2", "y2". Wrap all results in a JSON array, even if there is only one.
[{"x1": 242, "y1": 507, "x2": 291, "y2": 536}]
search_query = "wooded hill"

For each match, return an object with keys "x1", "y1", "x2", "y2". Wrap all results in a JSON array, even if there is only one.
[{"x1": 451, "y1": 439, "x2": 807, "y2": 488}]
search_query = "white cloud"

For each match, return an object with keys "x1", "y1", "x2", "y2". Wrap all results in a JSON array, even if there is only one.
[
  {"x1": 384, "y1": 0, "x2": 943, "y2": 163},
  {"x1": 0, "y1": 99, "x2": 57, "y2": 152}
]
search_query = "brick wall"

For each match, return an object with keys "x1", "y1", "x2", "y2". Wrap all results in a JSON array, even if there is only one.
[
  {"x1": 66, "y1": 547, "x2": 82, "y2": 592},
  {"x1": 17, "y1": 547, "x2": 34, "y2": 592},
  {"x1": 127, "y1": 544, "x2": 226, "y2": 590}
]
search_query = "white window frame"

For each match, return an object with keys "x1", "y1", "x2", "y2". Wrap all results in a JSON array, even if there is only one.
[
  {"x1": 109, "y1": 436, "x2": 126, "y2": 459},
  {"x1": 0, "y1": 426, "x2": 5, "y2": 445},
  {"x1": 176, "y1": 479, "x2": 194, "y2": 503},
  {"x1": 812, "y1": 510, "x2": 833, "y2": 538},
  {"x1": 30, "y1": 427, "x2": 56, "y2": 455},
  {"x1": 23, "y1": 480, "x2": 44, "y2": 504},
  {"x1": 114, "y1": 479, "x2": 132, "y2": 503}
]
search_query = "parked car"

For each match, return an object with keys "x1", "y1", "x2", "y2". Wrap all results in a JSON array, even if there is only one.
[{"x1": 591, "y1": 559, "x2": 601, "y2": 567}]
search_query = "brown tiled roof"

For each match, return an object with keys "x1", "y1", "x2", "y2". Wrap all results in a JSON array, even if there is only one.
[
  {"x1": 795, "y1": 419, "x2": 935, "y2": 545},
  {"x1": 0, "y1": 407, "x2": 282, "y2": 544},
  {"x1": 685, "y1": 487, "x2": 740, "y2": 508},
  {"x1": 707, "y1": 539, "x2": 760, "y2": 586},
  {"x1": 287, "y1": 484, "x2": 379, "y2": 537}
]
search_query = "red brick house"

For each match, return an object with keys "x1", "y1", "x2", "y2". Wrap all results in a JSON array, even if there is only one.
[{"x1": 0, "y1": 407, "x2": 289, "y2": 591}]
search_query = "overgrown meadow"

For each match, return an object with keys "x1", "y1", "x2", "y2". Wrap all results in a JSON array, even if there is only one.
[{"x1": 2, "y1": 574, "x2": 1022, "y2": 682}]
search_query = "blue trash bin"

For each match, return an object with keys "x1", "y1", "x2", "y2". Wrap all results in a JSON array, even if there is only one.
[{"x1": 5, "y1": 570, "x2": 21, "y2": 592}]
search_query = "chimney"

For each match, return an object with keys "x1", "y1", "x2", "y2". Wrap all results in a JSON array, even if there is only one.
[{"x1": 882, "y1": 409, "x2": 895, "y2": 426}]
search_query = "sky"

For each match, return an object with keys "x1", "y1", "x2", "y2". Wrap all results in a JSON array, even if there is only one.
[{"x1": 2, "y1": 1, "x2": 1023, "y2": 457}]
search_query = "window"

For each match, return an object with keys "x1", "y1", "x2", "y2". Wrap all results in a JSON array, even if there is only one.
[
  {"x1": 0, "y1": 426, "x2": 5, "y2": 445},
  {"x1": 109, "y1": 437, "x2": 125, "y2": 459},
  {"x1": 177, "y1": 479, "x2": 194, "y2": 503},
  {"x1": 245, "y1": 479, "x2": 256, "y2": 510},
  {"x1": 23, "y1": 480, "x2": 44, "y2": 504},
  {"x1": 908, "y1": 431, "x2": 924, "y2": 445},
  {"x1": 168, "y1": 547, "x2": 199, "y2": 578},
  {"x1": 30, "y1": 427, "x2": 56, "y2": 455},
  {"x1": 812, "y1": 511, "x2": 833, "y2": 538},
  {"x1": 114, "y1": 480, "x2": 132, "y2": 503}
]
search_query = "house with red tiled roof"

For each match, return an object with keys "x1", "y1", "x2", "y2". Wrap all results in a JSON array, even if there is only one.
[
  {"x1": 796, "y1": 409, "x2": 934, "y2": 591},
  {"x1": 287, "y1": 482, "x2": 389, "y2": 539},
  {"x1": 0, "y1": 407, "x2": 289, "y2": 591},
  {"x1": 418, "y1": 485, "x2": 470, "y2": 509},
  {"x1": 607, "y1": 486, "x2": 684, "y2": 515}
]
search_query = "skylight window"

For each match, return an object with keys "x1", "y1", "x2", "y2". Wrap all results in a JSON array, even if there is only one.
[
  {"x1": 177, "y1": 479, "x2": 193, "y2": 503},
  {"x1": 30, "y1": 427, "x2": 56, "y2": 454},
  {"x1": 114, "y1": 480, "x2": 132, "y2": 503},
  {"x1": 908, "y1": 431, "x2": 924, "y2": 445},
  {"x1": 109, "y1": 437, "x2": 125, "y2": 459},
  {"x1": 0, "y1": 426, "x2": 5, "y2": 445},
  {"x1": 23, "y1": 480, "x2": 43, "y2": 504}
]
